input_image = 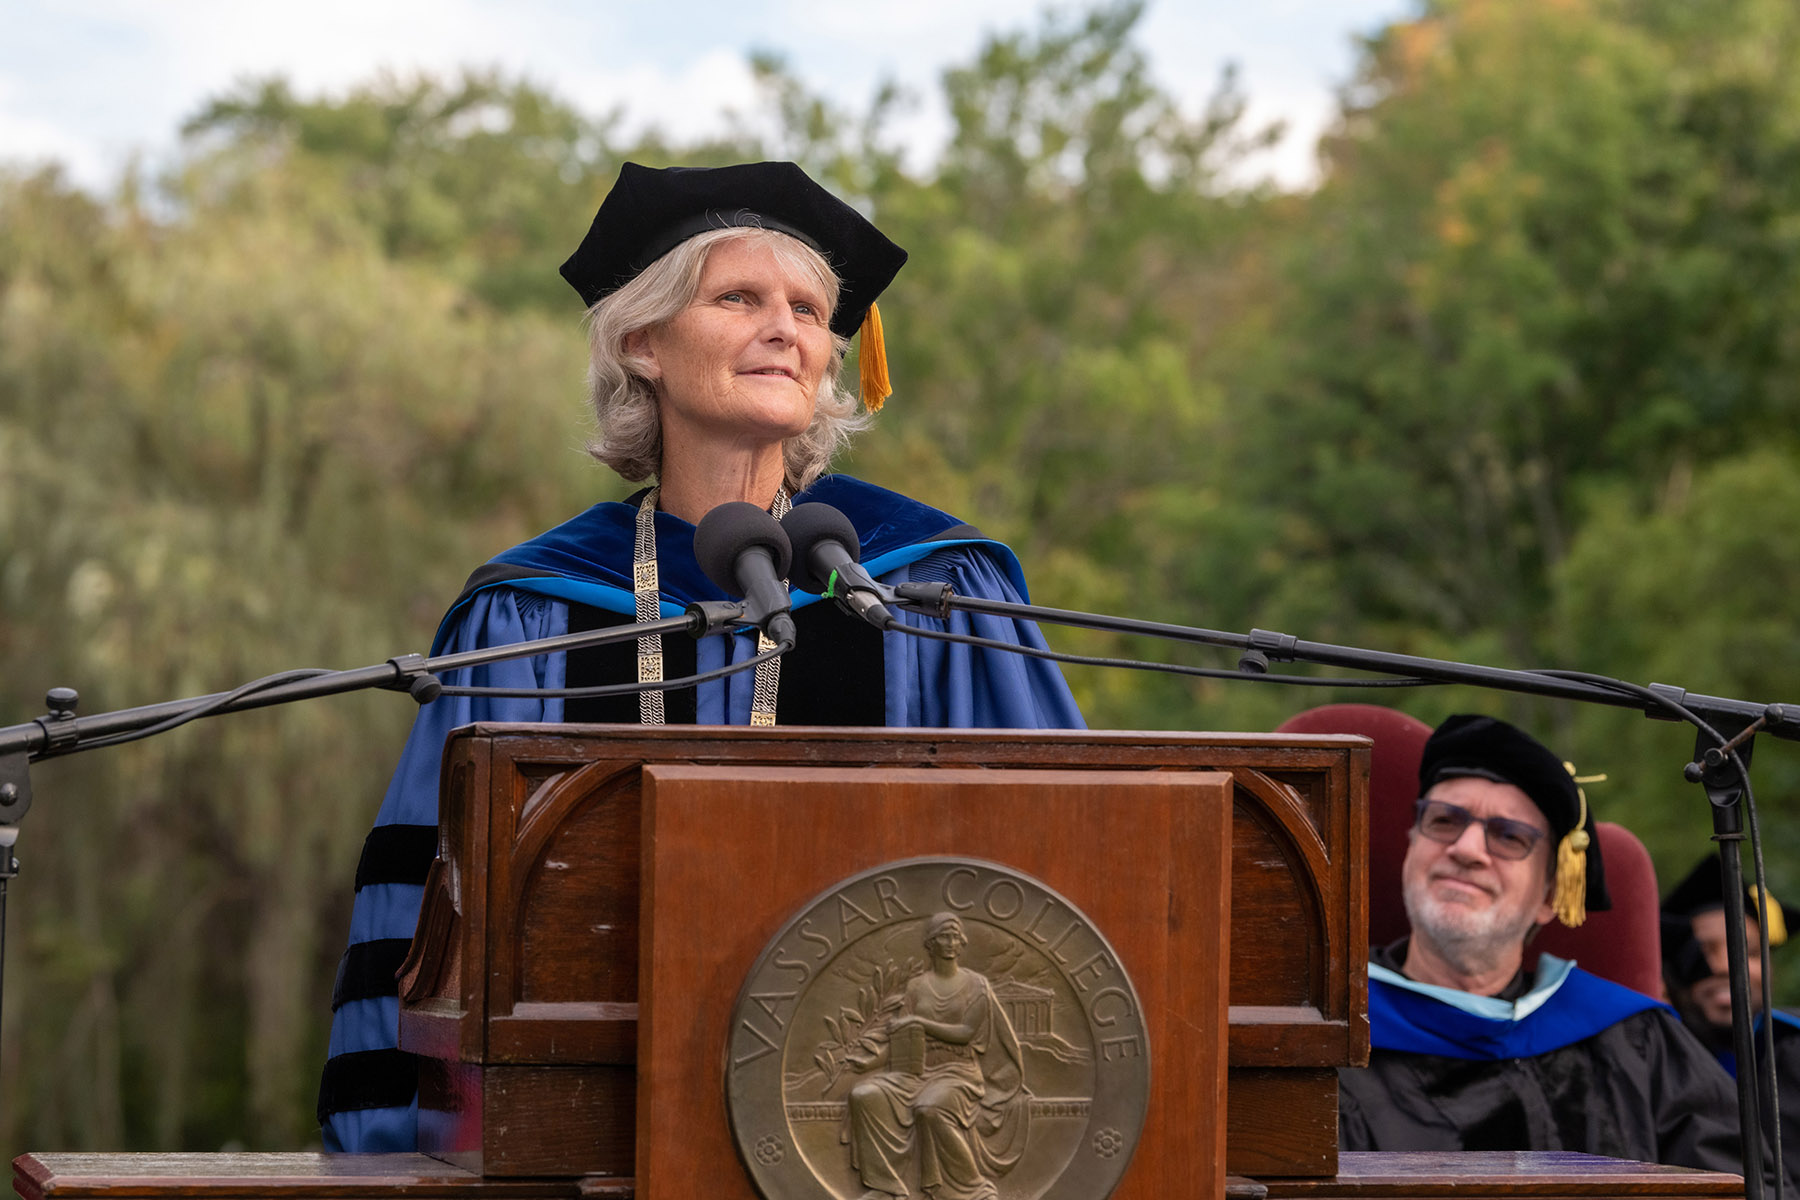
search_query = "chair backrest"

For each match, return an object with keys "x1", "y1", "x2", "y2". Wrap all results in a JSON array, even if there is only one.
[
  {"x1": 1275, "y1": 703, "x2": 1431, "y2": 947},
  {"x1": 1275, "y1": 704, "x2": 1665, "y2": 998}
]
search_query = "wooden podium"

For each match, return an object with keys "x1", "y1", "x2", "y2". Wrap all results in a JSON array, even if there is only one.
[
  {"x1": 12, "y1": 725, "x2": 1750, "y2": 1200},
  {"x1": 394, "y1": 725, "x2": 1370, "y2": 1194}
]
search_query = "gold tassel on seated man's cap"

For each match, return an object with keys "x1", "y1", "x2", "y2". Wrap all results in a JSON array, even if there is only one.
[
  {"x1": 1553, "y1": 763, "x2": 1606, "y2": 928},
  {"x1": 858, "y1": 301, "x2": 892, "y2": 412}
]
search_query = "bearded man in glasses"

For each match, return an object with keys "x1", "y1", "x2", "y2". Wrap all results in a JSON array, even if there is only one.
[{"x1": 1338, "y1": 714, "x2": 1767, "y2": 1180}]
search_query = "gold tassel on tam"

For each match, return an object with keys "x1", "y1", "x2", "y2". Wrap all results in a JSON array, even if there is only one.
[
  {"x1": 1553, "y1": 764, "x2": 1606, "y2": 928},
  {"x1": 1553, "y1": 827, "x2": 1590, "y2": 928},
  {"x1": 858, "y1": 301, "x2": 892, "y2": 411},
  {"x1": 1751, "y1": 885, "x2": 1788, "y2": 947}
]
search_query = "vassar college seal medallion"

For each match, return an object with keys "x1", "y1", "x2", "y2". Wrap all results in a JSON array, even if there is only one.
[{"x1": 726, "y1": 858, "x2": 1151, "y2": 1200}]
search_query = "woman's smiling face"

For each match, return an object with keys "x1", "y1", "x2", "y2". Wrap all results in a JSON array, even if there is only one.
[{"x1": 632, "y1": 235, "x2": 834, "y2": 450}]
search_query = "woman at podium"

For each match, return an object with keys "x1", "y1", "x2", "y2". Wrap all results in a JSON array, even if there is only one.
[{"x1": 318, "y1": 161, "x2": 1083, "y2": 1151}]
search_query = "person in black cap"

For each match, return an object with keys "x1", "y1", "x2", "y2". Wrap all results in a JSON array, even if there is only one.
[
  {"x1": 1339, "y1": 714, "x2": 1771, "y2": 1181},
  {"x1": 317, "y1": 162, "x2": 1084, "y2": 1152},
  {"x1": 1662, "y1": 854, "x2": 1800, "y2": 1184}
]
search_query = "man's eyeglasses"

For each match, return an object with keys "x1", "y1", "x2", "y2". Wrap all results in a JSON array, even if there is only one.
[{"x1": 1413, "y1": 798, "x2": 1547, "y2": 861}]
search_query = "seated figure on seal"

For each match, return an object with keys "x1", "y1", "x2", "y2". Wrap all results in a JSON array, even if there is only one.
[{"x1": 843, "y1": 912, "x2": 1030, "y2": 1200}]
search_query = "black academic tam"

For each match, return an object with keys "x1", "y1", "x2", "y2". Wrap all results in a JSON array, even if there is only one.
[{"x1": 559, "y1": 160, "x2": 907, "y2": 339}]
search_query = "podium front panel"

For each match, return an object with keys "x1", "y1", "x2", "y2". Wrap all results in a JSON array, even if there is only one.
[{"x1": 637, "y1": 765, "x2": 1231, "y2": 1200}]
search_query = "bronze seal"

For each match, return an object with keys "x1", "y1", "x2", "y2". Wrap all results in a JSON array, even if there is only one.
[{"x1": 726, "y1": 858, "x2": 1150, "y2": 1200}]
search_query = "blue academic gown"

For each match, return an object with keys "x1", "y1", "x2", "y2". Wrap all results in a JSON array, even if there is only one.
[
  {"x1": 1341, "y1": 942, "x2": 1773, "y2": 1181},
  {"x1": 319, "y1": 475, "x2": 1083, "y2": 1150}
]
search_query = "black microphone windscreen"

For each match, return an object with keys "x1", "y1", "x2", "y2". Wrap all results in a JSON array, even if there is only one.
[
  {"x1": 780, "y1": 503, "x2": 862, "y2": 593},
  {"x1": 693, "y1": 502, "x2": 794, "y2": 595}
]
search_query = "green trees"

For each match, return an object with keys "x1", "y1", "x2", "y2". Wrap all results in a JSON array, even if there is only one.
[
  {"x1": 1, "y1": 0, "x2": 1796, "y2": 1148},
  {"x1": 183, "y1": 72, "x2": 625, "y2": 314},
  {"x1": 1234, "y1": 0, "x2": 1800, "y2": 644},
  {"x1": 0, "y1": 141, "x2": 595, "y2": 1145},
  {"x1": 1215, "y1": 0, "x2": 1800, "y2": 891},
  {"x1": 845, "y1": 5, "x2": 1277, "y2": 724}
]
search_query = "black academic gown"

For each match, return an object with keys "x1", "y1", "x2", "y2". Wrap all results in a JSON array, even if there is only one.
[
  {"x1": 1775, "y1": 1016, "x2": 1800, "y2": 1189},
  {"x1": 1690, "y1": 1008, "x2": 1800, "y2": 1189},
  {"x1": 1339, "y1": 941, "x2": 1769, "y2": 1182}
]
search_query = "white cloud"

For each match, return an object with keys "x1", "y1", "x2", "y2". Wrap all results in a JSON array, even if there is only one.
[
  {"x1": 560, "y1": 50, "x2": 763, "y2": 144},
  {"x1": 0, "y1": 104, "x2": 105, "y2": 184}
]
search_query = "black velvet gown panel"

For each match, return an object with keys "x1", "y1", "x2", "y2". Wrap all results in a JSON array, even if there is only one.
[{"x1": 563, "y1": 600, "x2": 886, "y2": 726}]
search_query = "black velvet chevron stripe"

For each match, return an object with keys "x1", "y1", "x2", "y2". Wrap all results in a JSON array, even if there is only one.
[
  {"x1": 451, "y1": 561, "x2": 555, "y2": 613},
  {"x1": 316, "y1": 1048, "x2": 419, "y2": 1123},
  {"x1": 353, "y1": 824, "x2": 438, "y2": 893},
  {"x1": 330, "y1": 938, "x2": 413, "y2": 1011}
]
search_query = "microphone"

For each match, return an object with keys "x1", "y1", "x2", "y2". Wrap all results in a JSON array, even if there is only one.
[
  {"x1": 781, "y1": 503, "x2": 898, "y2": 629},
  {"x1": 692, "y1": 502, "x2": 798, "y2": 646}
]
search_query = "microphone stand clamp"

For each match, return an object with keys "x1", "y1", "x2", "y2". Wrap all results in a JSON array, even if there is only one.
[
  {"x1": 382, "y1": 655, "x2": 444, "y2": 706},
  {"x1": 0, "y1": 754, "x2": 27, "y2": 832},
  {"x1": 892, "y1": 581, "x2": 952, "y2": 622},
  {"x1": 685, "y1": 599, "x2": 754, "y2": 637},
  {"x1": 0, "y1": 687, "x2": 80, "y2": 830},
  {"x1": 1239, "y1": 629, "x2": 1298, "y2": 675},
  {"x1": 38, "y1": 688, "x2": 81, "y2": 753}
]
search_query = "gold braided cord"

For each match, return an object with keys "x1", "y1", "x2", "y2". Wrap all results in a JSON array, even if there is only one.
[
  {"x1": 634, "y1": 487, "x2": 788, "y2": 727},
  {"x1": 634, "y1": 489, "x2": 665, "y2": 725}
]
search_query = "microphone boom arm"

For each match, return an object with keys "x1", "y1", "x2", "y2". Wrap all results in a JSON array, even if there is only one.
[
  {"x1": 0, "y1": 602, "x2": 761, "y2": 768},
  {"x1": 892, "y1": 586, "x2": 1800, "y2": 742}
]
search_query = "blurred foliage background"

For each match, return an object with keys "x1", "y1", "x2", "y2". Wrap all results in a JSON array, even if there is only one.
[{"x1": 2, "y1": 0, "x2": 1797, "y2": 1153}]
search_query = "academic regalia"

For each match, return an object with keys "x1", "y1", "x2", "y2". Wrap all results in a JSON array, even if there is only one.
[
  {"x1": 317, "y1": 475, "x2": 1084, "y2": 1151},
  {"x1": 1339, "y1": 940, "x2": 1760, "y2": 1179},
  {"x1": 1661, "y1": 855, "x2": 1800, "y2": 1185},
  {"x1": 1771, "y1": 1013, "x2": 1800, "y2": 1190},
  {"x1": 1709, "y1": 1011, "x2": 1800, "y2": 1192}
]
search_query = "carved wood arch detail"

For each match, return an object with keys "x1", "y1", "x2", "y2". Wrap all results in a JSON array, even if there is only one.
[
  {"x1": 1227, "y1": 769, "x2": 1333, "y2": 1016},
  {"x1": 495, "y1": 760, "x2": 642, "y2": 1014}
]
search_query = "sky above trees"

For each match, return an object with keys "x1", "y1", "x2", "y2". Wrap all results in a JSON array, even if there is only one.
[{"x1": 3, "y1": 0, "x2": 1410, "y2": 191}]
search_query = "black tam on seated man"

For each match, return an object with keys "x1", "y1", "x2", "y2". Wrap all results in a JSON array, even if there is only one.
[{"x1": 1339, "y1": 714, "x2": 1785, "y2": 1186}]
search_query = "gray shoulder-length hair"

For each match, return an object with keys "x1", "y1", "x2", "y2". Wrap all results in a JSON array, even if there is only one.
[{"x1": 584, "y1": 226, "x2": 870, "y2": 491}]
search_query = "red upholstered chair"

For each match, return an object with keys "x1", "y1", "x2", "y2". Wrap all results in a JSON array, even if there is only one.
[
  {"x1": 1275, "y1": 704, "x2": 1666, "y2": 999},
  {"x1": 1275, "y1": 703, "x2": 1432, "y2": 947}
]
